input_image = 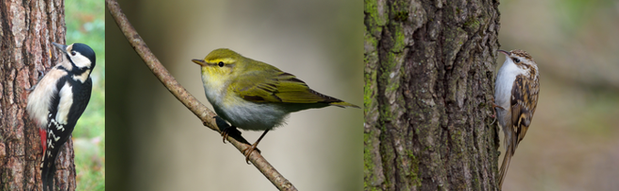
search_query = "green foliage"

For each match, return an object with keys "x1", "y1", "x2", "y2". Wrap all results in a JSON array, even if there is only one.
[{"x1": 65, "y1": 0, "x2": 105, "y2": 190}]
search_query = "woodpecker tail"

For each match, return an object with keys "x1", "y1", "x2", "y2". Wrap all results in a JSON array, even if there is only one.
[
  {"x1": 41, "y1": 160, "x2": 56, "y2": 191},
  {"x1": 498, "y1": 147, "x2": 514, "y2": 188},
  {"x1": 39, "y1": 128, "x2": 53, "y2": 191},
  {"x1": 41, "y1": 139, "x2": 64, "y2": 191}
]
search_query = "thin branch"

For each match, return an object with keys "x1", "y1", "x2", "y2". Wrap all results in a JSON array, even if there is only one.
[{"x1": 105, "y1": 0, "x2": 297, "y2": 190}]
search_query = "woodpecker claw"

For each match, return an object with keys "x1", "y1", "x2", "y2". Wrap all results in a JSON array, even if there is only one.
[{"x1": 26, "y1": 70, "x2": 46, "y2": 91}]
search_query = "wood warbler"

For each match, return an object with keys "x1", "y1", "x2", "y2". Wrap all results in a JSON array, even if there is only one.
[{"x1": 192, "y1": 48, "x2": 359, "y2": 163}]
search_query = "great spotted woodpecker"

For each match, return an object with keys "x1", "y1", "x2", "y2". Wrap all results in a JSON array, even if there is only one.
[{"x1": 26, "y1": 42, "x2": 96, "y2": 191}]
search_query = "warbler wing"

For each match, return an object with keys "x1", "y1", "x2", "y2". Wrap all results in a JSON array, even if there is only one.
[{"x1": 232, "y1": 71, "x2": 340, "y2": 104}]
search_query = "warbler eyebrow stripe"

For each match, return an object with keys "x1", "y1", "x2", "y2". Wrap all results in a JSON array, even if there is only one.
[{"x1": 208, "y1": 58, "x2": 236, "y2": 65}]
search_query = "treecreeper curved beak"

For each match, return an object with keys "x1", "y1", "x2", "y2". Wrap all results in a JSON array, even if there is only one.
[{"x1": 497, "y1": 49, "x2": 510, "y2": 56}]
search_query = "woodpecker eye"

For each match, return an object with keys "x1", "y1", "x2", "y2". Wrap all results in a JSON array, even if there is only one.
[
  {"x1": 71, "y1": 51, "x2": 76, "y2": 56},
  {"x1": 512, "y1": 58, "x2": 520, "y2": 63},
  {"x1": 218, "y1": 62, "x2": 224, "y2": 67}
]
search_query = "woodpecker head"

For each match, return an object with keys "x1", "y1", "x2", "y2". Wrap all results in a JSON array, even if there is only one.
[{"x1": 52, "y1": 42, "x2": 96, "y2": 82}]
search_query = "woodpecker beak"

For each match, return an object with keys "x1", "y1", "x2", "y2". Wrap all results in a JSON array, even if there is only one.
[
  {"x1": 52, "y1": 42, "x2": 69, "y2": 54},
  {"x1": 192, "y1": 59, "x2": 207, "y2": 66},
  {"x1": 498, "y1": 49, "x2": 511, "y2": 56}
]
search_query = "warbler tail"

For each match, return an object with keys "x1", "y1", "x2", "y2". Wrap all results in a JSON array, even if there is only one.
[{"x1": 330, "y1": 101, "x2": 360, "y2": 108}]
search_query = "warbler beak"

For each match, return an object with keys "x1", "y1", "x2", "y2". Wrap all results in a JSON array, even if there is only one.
[
  {"x1": 498, "y1": 49, "x2": 510, "y2": 56},
  {"x1": 192, "y1": 59, "x2": 207, "y2": 66},
  {"x1": 52, "y1": 42, "x2": 70, "y2": 54}
]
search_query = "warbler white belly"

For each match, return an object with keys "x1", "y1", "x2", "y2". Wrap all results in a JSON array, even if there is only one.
[
  {"x1": 215, "y1": 99, "x2": 288, "y2": 131},
  {"x1": 202, "y1": 75, "x2": 287, "y2": 131}
]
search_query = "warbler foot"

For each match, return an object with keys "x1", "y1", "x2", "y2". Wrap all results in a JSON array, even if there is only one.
[
  {"x1": 242, "y1": 129, "x2": 270, "y2": 164},
  {"x1": 221, "y1": 126, "x2": 239, "y2": 144},
  {"x1": 242, "y1": 143, "x2": 261, "y2": 164},
  {"x1": 213, "y1": 116, "x2": 239, "y2": 143}
]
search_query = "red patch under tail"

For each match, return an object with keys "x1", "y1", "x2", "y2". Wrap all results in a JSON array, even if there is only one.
[{"x1": 39, "y1": 129, "x2": 47, "y2": 151}]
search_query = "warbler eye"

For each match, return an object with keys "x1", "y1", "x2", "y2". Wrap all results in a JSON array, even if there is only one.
[
  {"x1": 218, "y1": 62, "x2": 224, "y2": 67},
  {"x1": 513, "y1": 58, "x2": 520, "y2": 63}
]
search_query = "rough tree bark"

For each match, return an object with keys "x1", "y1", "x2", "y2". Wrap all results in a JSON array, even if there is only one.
[
  {"x1": 0, "y1": 0, "x2": 76, "y2": 190},
  {"x1": 364, "y1": 0, "x2": 501, "y2": 190}
]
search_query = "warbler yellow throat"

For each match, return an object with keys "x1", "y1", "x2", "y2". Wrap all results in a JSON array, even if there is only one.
[{"x1": 192, "y1": 48, "x2": 359, "y2": 162}]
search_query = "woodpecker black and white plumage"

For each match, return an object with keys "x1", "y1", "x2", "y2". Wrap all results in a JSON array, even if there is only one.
[{"x1": 26, "y1": 42, "x2": 96, "y2": 191}]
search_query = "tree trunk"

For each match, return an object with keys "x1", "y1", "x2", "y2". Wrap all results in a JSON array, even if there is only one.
[
  {"x1": 364, "y1": 0, "x2": 501, "y2": 190},
  {"x1": 0, "y1": 0, "x2": 76, "y2": 190}
]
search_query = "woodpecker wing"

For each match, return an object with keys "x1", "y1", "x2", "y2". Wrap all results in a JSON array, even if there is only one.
[
  {"x1": 45, "y1": 76, "x2": 92, "y2": 152},
  {"x1": 27, "y1": 67, "x2": 68, "y2": 127}
]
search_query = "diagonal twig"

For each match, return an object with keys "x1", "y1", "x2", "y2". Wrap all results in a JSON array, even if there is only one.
[{"x1": 105, "y1": 0, "x2": 297, "y2": 190}]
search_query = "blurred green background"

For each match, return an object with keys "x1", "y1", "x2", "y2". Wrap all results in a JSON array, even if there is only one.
[
  {"x1": 65, "y1": 0, "x2": 105, "y2": 190},
  {"x1": 106, "y1": 0, "x2": 362, "y2": 190},
  {"x1": 498, "y1": 0, "x2": 619, "y2": 190}
]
